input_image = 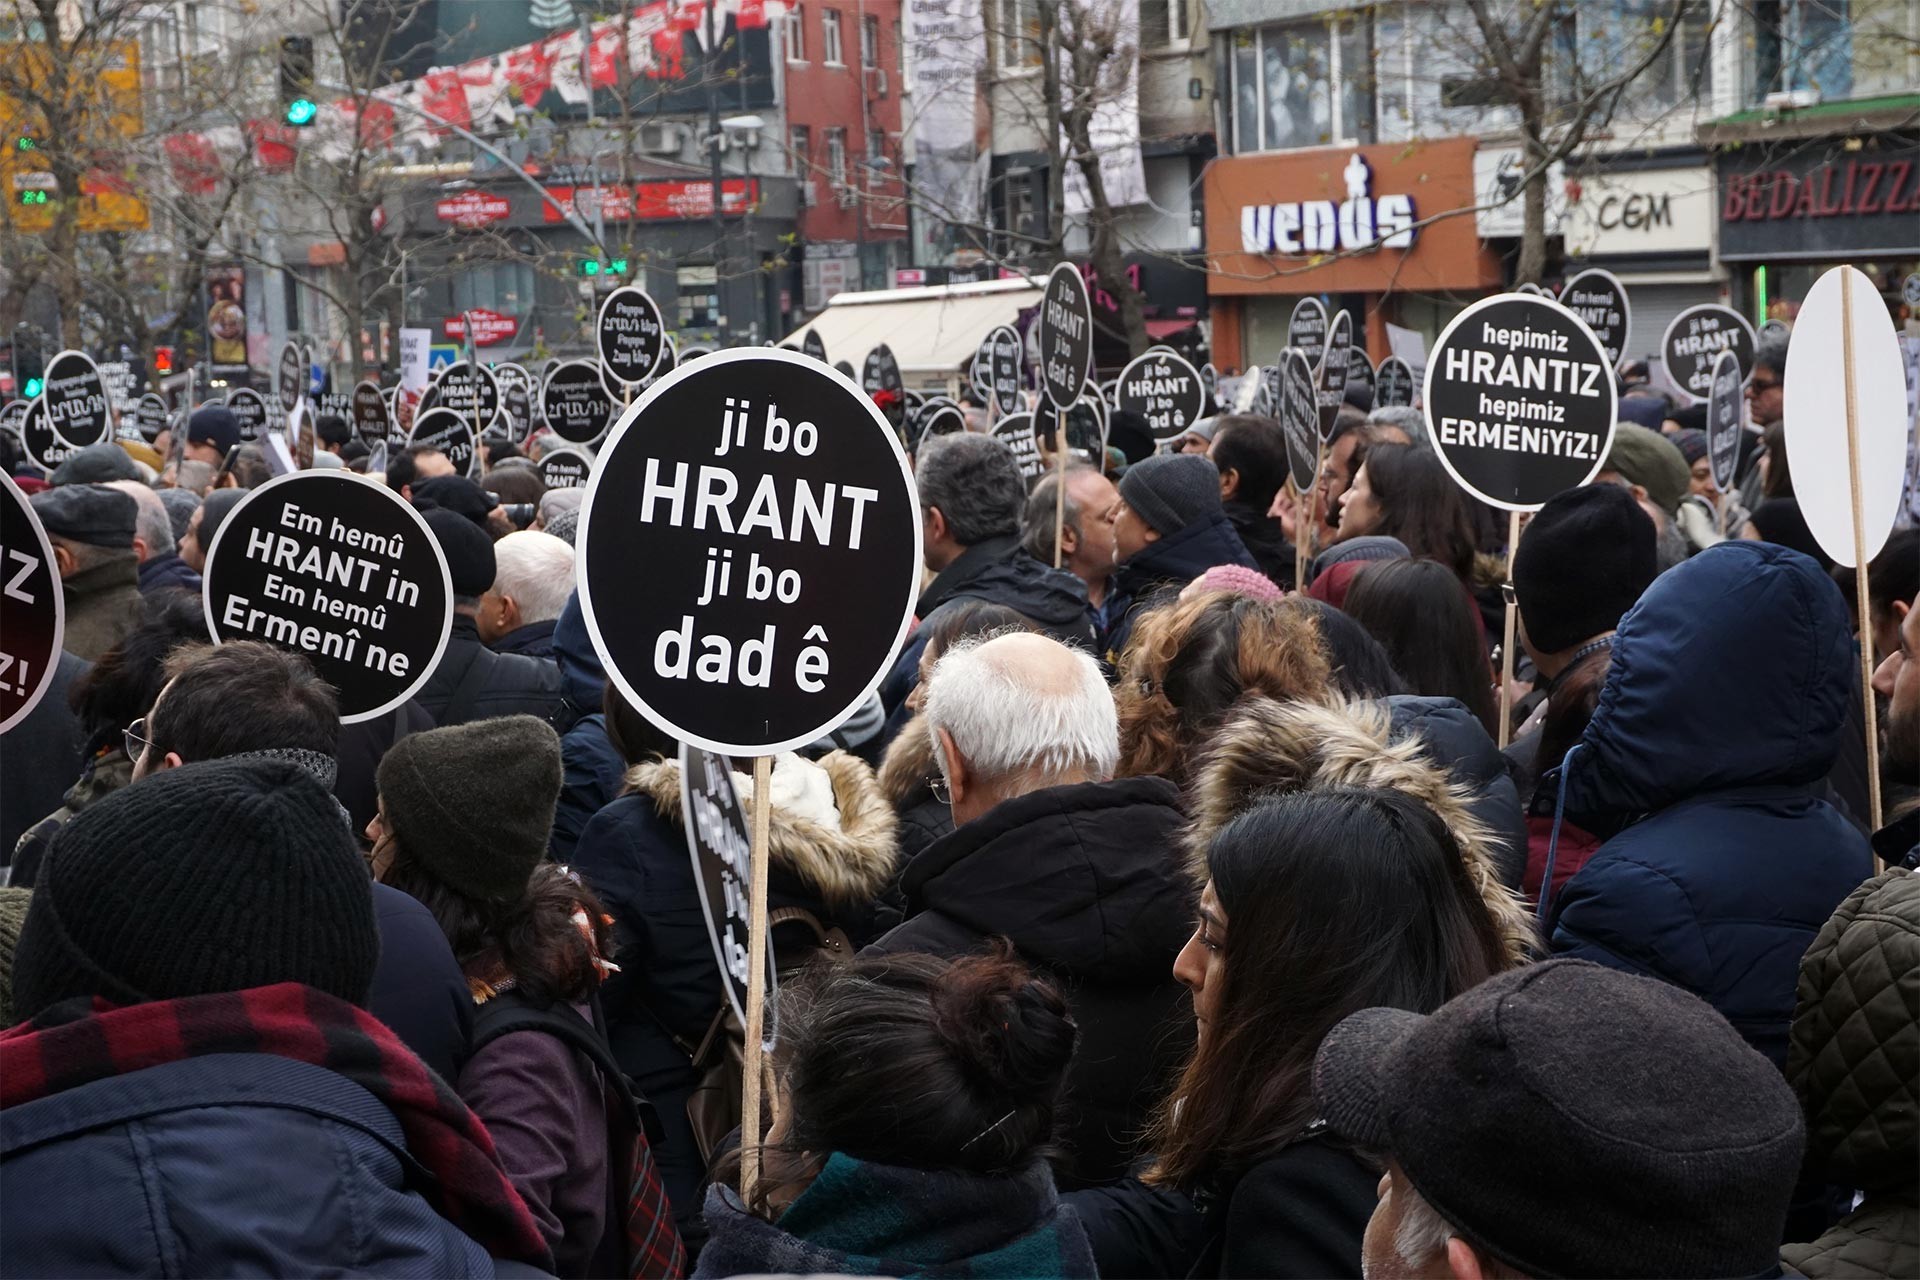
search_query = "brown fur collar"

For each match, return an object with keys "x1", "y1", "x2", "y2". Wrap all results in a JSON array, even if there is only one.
[
  {"x1": 1186, "y1": 696, "x2": 1538, "y2": 968},
  {"x1": 878, "y1": 714, "x2": 937, "y2": 808},
  {"x1": 624, "y1": 751, "x2": 899, "y2": 907}
]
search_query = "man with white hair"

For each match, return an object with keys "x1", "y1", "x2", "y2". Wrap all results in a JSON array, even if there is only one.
[
  {"x1": 869, "y1": 631, "x2": 1196, "y2": 1186},
  {"x1": 477, "y1": 529, "x2": 576, "y2": 659},
  {"x1": 105, "y1": 480, "x2": 201, "y2": 596}
]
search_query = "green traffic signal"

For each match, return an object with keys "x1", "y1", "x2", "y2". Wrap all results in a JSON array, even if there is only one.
[
  {"x1": 18, "y1": 190, "x2": 48, "y2": 206},
  {"x1": 609, "y1": 258, "x2": 628, "y2": 274},
  {"x1": 285, "y1": 98, "x2": 319, "y2": 127},
  {"x1": 579, "y1": 259, "x2": 602, "y2": 276},
  {"x1": 24, "y1": 377, "x2": 43, "y2": 397}
]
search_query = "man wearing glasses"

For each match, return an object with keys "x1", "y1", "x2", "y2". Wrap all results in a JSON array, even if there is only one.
[{"x1": 1737, "y1": 331, "x2": 1789, "y2": 513}]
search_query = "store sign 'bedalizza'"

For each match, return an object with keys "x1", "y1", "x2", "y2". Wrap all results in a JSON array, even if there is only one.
[{"x1": 1241, "y1": 153, "x2": 1417, "y2": 256}]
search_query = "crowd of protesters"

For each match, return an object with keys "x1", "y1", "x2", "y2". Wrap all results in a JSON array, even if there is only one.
[{"x1": 1, "y1": 337, "x2": 1916, "y2": 1280}]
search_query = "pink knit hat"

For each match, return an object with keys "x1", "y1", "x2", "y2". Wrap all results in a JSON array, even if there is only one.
[{"x1": 1184, "y1": 563, "x2": 1283, "y2": 602}]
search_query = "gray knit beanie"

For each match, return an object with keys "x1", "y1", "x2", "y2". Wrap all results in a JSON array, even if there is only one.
[
  {"x1": 1118, "y1": 453, "x2": 1222, "y2": 537},
  {"x1": 375, "y1": 715, "x2": 562, "y2": 904}
]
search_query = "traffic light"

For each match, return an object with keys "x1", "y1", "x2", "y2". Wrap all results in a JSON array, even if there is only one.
[
  {"x1": 11, "y1": 324, "x2": 43, "y2": 399},
  {"x1": 154, "y1": 346, "x2": 175, "y2": 376},
  {"x1": 577, "y1": 257, "x2": 629, "y2": 277},
  {"x1": 280, "y1": 35, "x2": 317, "y2": 128}
]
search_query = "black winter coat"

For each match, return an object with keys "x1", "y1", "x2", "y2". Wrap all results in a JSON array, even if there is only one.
[
  {"x1": 878, "y1": 535, "x2": 1094, "y2": 723},
  {"x1": 867, "y1": 776, "x2": 1196, "y2": 1187},
  {"x1": 416, "y1": 615, "x2": 566, "y2": 727},
  {"x1": 1222, "y1": 500, "x2": 1296, "y2": 591},
  {"x1": 368, "y1": 881, "x2": 475, "y2": 1083},
  {"x1": 1068, "y1": 1133, "x2": 1377, "y2": 1279},
  {"x1": 1102, "y1": 515, "x2": 1258, "y2": 662}
]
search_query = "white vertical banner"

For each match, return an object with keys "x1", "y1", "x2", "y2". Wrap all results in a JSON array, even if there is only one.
[
  {"x1": 1061, "y1": 0, "x2": 1146, "y2": 217},
  {"x1": 907, "y1": 0, "x2": 987, "y2": 240}
]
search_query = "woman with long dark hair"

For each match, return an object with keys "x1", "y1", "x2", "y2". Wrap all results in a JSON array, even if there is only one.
[
  {"x1": 1341, "y1": 558, "x2": 1499, "y2": 738},
  {"x1": 1333, "y1": 443, "x2": 1479, "y2": 583},
  {"x1": 370, "y1": 715, "x2": 682, "y2": 1279},
  {"x1": 696, "y1": 948, "x2": 1092, "y2": 1278},
  {"x1": 1071, "y1": 786, "x2": 1510, "y2": 1278}
]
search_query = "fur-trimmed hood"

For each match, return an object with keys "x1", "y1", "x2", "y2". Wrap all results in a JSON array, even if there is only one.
[
  {"x1": 878, "y1": 714, "x2": 938, "y2": 808},
  {"x1": 1186, "y1": 696, "x2": 1538, "y2": 968},
  {"x1": 624, "y1": 750, "x2": 898, "y2": 907}
]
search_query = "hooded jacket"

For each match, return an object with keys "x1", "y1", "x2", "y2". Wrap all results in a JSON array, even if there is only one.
[
  {"x1": 1547, "y1": 541, "x2": 1872, "y2": 1067},
  {"x1": 877, "y1": 712, "x2": 953, "y2": 869},
  {"x1": 1103, "y1": 515, "x2": 1258, "y2": 663},
  {"x1": 550, "y1": 593, "x2": 625, "y2": 860},
  {"x1": 867, "y1": 776, "x2": 1196, "y2": 1187},
  {"x1": 569, "y1": 751, "x2": 898, "y2": 1229},
  {"x1": 1780, "y1": 869, "x2": 1919, "y2": 1280},
  {"x1": 1185, "y1": 696, "x2": 1538, "y2": 970}
]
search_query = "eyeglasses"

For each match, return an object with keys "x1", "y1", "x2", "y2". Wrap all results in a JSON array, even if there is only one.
[
  {"x1": 1747, "y1": 377, "x2": 1781, "y2": 393},
  {"x1": 927, "y1": 774, "x2": 952, "y2": 804},
  {"x1": 124, "y1": 717, "x2": 153, "y2": 761}
]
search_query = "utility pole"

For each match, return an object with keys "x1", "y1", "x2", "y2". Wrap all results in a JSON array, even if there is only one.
[{"x1": 707, "y1": 0, "x2": 729, "y2": 346}]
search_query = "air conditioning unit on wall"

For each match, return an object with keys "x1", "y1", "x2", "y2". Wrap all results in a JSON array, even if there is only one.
[{"x1": 638, "y1": 122, "x2": 681, "y2": 155}]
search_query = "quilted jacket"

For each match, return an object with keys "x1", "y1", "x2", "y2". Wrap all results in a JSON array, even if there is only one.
[{"x1": 1780, "y1": 869, "x2": 1920, "y2": 1279}]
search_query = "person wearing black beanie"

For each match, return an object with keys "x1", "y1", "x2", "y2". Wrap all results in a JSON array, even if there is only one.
[
  {"x1": 1505, "y1": 483, "x2": 1661, "y2": 896},
  {"x1": 11, "y1": 758, "x2": 379, "y2": 1020}
]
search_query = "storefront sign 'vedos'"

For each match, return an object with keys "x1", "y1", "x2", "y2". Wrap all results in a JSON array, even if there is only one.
[{"x1": 1240, "y1": 153, "x2": 1417, "y2": 257}]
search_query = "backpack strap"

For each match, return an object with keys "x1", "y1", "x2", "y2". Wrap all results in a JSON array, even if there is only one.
[{"x1": 471, "y1": 989, "x2": 659, "y2": 1143}]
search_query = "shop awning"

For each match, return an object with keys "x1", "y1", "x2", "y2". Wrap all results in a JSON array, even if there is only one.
[{"x1": 787, "y1": 278, "x2": 1044, "y2": 381}]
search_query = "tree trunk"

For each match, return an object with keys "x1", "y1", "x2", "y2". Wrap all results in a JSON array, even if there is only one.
[{"x1": 1515, "y1": 125, "x2": 1550, "y2": 286}]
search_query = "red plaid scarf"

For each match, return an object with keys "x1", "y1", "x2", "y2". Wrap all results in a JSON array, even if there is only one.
[{"x1": 0, "y1": 982, "x2": 551, "y2": 1270}]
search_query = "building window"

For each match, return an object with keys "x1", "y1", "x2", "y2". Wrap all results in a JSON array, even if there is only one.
[
  {"x1": 678, "y1": 265, "x2": 718, "y2": 328},
  {"x1": 825, "y1": 128, "x2": 848, "y2": 188},
  {"x1": 822, "y1": 9, "x2": 844, "y2": 65},
  {"x1": 996, "y1": 0, "x2": 1042, "y2": 70},
  {"x1": 866, "y1": 128, "x2": 885, "y2": 183},
  {"x1": 783, "y1": 5, "x2": 806, "y2": 62},
  {"x1": 1753, "y1": 0, "x2": 1855, "y2": 104},
  {"x1": 1229, "y1": 16, "x2": 1374, "y2": 153},
  {"x1": 894, "y1": 17, "x2": 904, "y2": 73},
  {"x1": 451, "y1": 260, "x2": 536, "y2": 317},
  {"x1": 1139, "y1": 0, "x2": 1189, "y2": 49},
  {"x1": 790, "y1": 125, "x2": 810, "y2": 177},
  {"x1": 861, "y1": 14, "x2": 880, "y2": 67}
]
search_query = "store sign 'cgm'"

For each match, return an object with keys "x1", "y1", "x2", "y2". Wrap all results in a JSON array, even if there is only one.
[{"x1": 1240, "y1": 153, "x2": 1417, "y2": 257}]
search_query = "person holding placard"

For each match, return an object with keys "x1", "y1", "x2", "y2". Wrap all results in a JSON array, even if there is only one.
[
  {"x1": 570, "y1": 697, "x2": 900, "y2": 1240},
  {"x1": 1332, "y1": 444, "x2": 1479, "y2": 594},
  {"x1": 1869, "y1": 568, "x2": 1920, "y2": 872},
  {"x1": 1020, "y1": 467, "x2": 1120, "y2": 623},
  {"x1": 693, "y1": 950, "x2": 1093, "y2": 1278},
  {"x1": 1544, "y1": 542, "x2": 1873, "y2": 1068}
]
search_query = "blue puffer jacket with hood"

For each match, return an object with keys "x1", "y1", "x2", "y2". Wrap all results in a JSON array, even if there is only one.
[
  {"x1": 1544, "y1": 541, "x2": 1872, "y2": 1066},
  {"x1": 550, "y1": 592, "x2": 626, "y2": 861}
]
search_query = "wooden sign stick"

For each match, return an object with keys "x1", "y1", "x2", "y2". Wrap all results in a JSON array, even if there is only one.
[
  {"x1": 1838, "y1": 270, "x2": 1884, "y2": 838},
  {"x1": 739, "y1": 753, "x2": 775, "y2": 1203},
  {"x1": 1052, "y1": 418, "x2": 1069, "y2": 569},
  {"x1": 1497, "y1": 509, "x2": 1522, "y2": 750}
]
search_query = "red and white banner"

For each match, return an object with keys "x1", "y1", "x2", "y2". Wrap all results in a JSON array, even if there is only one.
[
  {"x1": 436, "y1": 190, "x2": 512, "y2": 228},
  {"x1": 444, "y1": 310, "x2": 519, "y2": 346},
  {"x1": 542, "y1": 178, "x2": 758, "y2": 223}
]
